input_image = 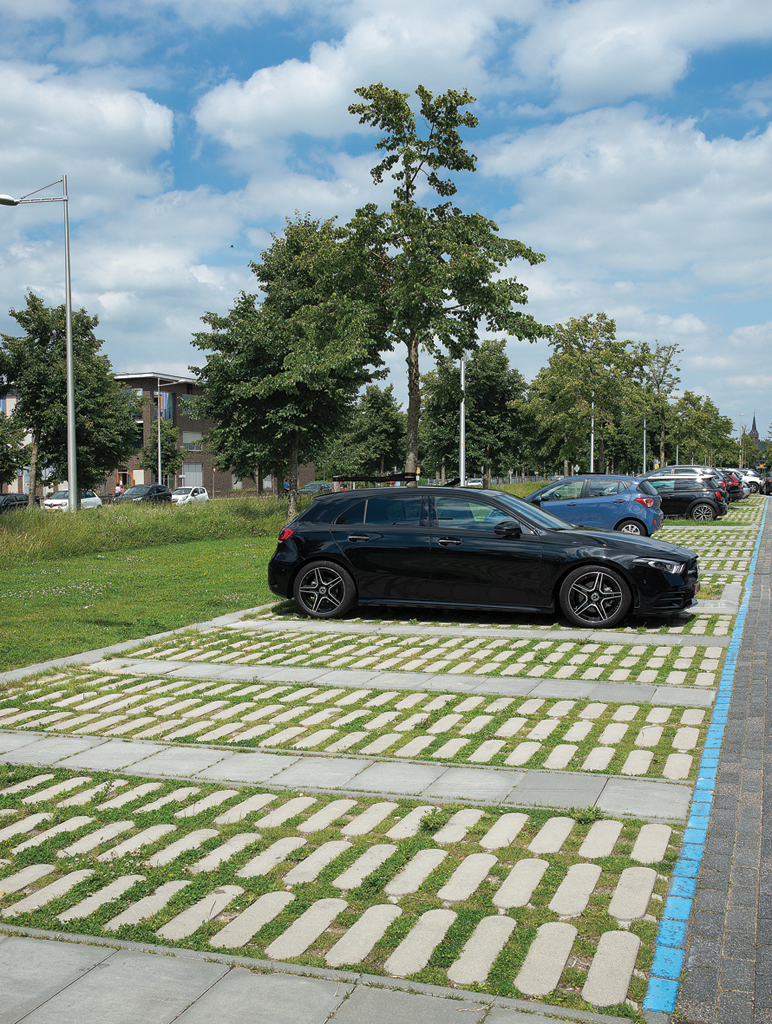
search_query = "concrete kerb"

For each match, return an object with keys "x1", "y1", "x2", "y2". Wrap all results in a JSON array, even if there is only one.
[
  {"x1": 0, "y1": 922, "x2": 638, "y2": 1024},
  {"x1": 0, "y1": 604, "x2": 277, "y2": 686}
]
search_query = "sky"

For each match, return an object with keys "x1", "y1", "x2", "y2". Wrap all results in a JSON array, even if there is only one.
[{"x1": 1, "y1": 0, "x2": 771, "y2": 442}]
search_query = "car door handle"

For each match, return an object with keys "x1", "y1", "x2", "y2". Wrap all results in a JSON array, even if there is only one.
[
  {"x1": 437, "y1": 537, "x2": 462, "y2": 546},
  {"x1": 347, "y1": 533, "x2": 370, "y2": 542},
  {"x1": 613, "y1": 499, "x2": 626, "y2": 504},
  {"x1": 566, "y1": 502, "x2": 578, "y2": 506}
]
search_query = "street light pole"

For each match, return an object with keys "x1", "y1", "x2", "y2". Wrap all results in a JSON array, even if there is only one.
[
  {"x1": 0, "y1": 177, "x2": 77, "y2": 511},
  {"x1": 459, "y1": 352, "x2": 466, "y2": 486}
]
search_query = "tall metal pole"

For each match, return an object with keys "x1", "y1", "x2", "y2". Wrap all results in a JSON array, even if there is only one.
[
  {"x1": 643, "y1": 416, "x2": 647, "y2": 475},
  {"x1": 590, "y1": 398, "x2": 595, "y2": 473},
  {"x1": 62, "y1": 175, "x2": 77, "y2": 512},
  {"x1": 157, "y1": 375, "x2": 162, "y2": 484},
  {"x1": 459, "y1": 353, "x2": 466, "y2": 486}
]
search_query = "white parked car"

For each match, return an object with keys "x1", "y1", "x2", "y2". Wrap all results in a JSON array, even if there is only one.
[
  {"x1": 739, "y1": 469, "x2": 762, "y2": 493},
  {"x1": 171, "y1": 486, "x2": 209, "y2": 505},
  {"x1": 42, "y1": 489, "x2": 102, "y2": 510},
  {"x1": 465, "y1": 477, "x2": 483, "y2": 488}
]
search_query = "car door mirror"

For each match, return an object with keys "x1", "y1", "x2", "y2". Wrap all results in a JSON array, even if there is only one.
[{"x1": 493, "y1": 519, "x2": 522, "y2": 538}]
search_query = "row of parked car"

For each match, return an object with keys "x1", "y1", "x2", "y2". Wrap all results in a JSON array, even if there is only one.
[
  {"x1": 0, "y1": 484, "x2": 211, "y2": 513},
  {"x1": 526, "y1": 465, "x2": 760, "y2": 536}
]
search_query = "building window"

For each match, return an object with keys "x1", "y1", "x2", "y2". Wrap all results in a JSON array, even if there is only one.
[
  {"x1": 182, "y1": 431, "x2": 203, "y2": 451},
  {"x1": 154, "y1": 392, "x2": 174, "y2": 421},
  {"x1": 182, "y1": 463, "x2": 203, "y2": 488}
]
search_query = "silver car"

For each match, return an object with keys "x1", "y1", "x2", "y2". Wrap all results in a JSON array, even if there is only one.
[{"x1": 171, "y1": 486, "x2": 209, "y2": 505}]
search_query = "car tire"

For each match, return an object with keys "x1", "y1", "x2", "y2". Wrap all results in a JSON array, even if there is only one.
[
  {"x1": 690, "y1": 503, "x2": 716, "y2": 522},
  {"x1": 559, "y1": 565, "x2": 631, "y2": 629},
  {"x1": 749, "y1": 483, "x2": 759, "y2": 494},
  {"x1": 293, "y1": 561, "x2": 357, "y2": 619},
  {"x1": 614, "y1": 519, "x2": 647, "y2": 536}
]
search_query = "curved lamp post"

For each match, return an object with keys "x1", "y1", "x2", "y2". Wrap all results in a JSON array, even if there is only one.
[{"x1": 0, "y1": 177, "x2": 77, "y2": 511}]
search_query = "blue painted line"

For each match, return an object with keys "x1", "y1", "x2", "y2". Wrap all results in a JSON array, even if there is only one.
[{"x1": 644, "y1": 498, "x2": 768, "y2": 1014}]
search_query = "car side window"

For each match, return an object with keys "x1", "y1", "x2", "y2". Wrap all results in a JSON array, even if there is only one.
[
  {"x1": 540, "y1": 480, "x2": 584, "y2": 501},
  {"x1": 433, "y1": 496, "x2": 511, "y2": 529},
  {"x1": 648, "y1": 479, "x2": 674, "y2": 492},
  {"x1": 334, "y1": 500, "x2": 366, "y2": 525},
  {"x1": 365, "y1": 496, "x2": 423, "y2": 525},
  {"x1": 586, "y1": 480, "x2": 623, "y2": 497}
]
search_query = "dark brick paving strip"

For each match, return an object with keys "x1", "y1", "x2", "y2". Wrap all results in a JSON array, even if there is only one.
[{"x1": 678, "y1": 502, "x2": 772, "y2": 1024}]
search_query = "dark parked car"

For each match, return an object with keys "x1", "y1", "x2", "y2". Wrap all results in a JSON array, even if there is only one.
[
  {"x1": 268, "y1": 487, "x2": 699, "y2": 629},
  {"x1": 299, "y1": 481, "x2": 334, "y2": 495},
  {"x1": 0, "y1": 493, "x2": 29, "y2": 514},
  {"x1": 644, "y1": 473, "x2": 728, "y2": 521},
  {"x1": 527, "y1": 475, "x2": 662, "y2": 535},
  {"x1": 114, "y1": 484, "x2": 172, "y2": 504}
]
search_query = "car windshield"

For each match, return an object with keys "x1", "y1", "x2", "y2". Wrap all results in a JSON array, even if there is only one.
[
  {"x1": 123, "y1": 485, "x2": 151, "y2": 496},
  {"x1": 49, "y1": 491, "x2": 68, "y2": 499},
  {"x1": 489, "y1": 489, "x2": 573, "y2": 531},
  {"x1": 172, "y1": 488, "x2": 192, "y2": 495}
]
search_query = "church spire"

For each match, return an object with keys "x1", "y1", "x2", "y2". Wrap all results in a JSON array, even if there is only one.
[{"x1": 750, "y1": 414, "x2": 759, "y2": 441}]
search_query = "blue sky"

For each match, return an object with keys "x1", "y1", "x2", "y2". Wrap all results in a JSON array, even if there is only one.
[{"x1": 1, "y1": 0, "x2": 771, "y2": 442}]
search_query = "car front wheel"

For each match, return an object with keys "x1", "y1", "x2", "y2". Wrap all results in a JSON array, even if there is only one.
[
  {"x1": 559, "y1": 565, "x2": 631, "y2": 628},
  {"x1": 691, "y1": 503, "x2": 716, "y2": 522},
  {"x1": 615, "y1": 519, "x2": 647, "y2": 536},
  {"x1": 293, "y1": 561, "x2": 357, "y2": 619}
]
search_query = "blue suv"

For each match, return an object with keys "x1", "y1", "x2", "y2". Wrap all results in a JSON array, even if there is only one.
[{"x1": 527, "y1": 475, "x2": 663, "y2": 536}]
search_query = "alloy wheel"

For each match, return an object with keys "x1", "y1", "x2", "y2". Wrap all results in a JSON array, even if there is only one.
[
  {"x1": 297, "y1": 565, "x2": 347, "y2": 615},
  {"x1": 566, "y1": 570, "x2": 625, "y2": 625}
]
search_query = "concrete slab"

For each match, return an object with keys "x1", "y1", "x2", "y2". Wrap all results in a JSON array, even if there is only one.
[
  {"x1": 505, "y1": 772, "x2": 606, "y2": 809},
  {"x1": 18, "y1": 947, "x2": 230, "y2": 1024},
  {"x1": 177, "y1": 969, "x2": 349, "y2": 1024},
  {"x1": 0, "y1": 731, "x2": 48, "y2": 753},
  {"x1": 56, "y1": 740, "x2": 164, "y2": 771},
  {"x1": 0, "y1": 935, "x2": 115, "y2": 1024},
  {"x1": 328, "y1": 986, "x2": 487, "y2": 1024},
  {"x1": 194, "y1": 751, "x2": 296, "y2": 783},
  {"x1": 315, "y1": 670, "x2": 380, "y2": 686},
  {"x1": 267, "y1": 756, "x2": 370, "y2": 790},
  {"x1": 595, "y1": 778, "x2": 691, "y2": 821},
  {"x1": 346, "y1": 761, "x2": 445, "y2": 795},
  {"x1": 3, "y1": 735, "x2": 107, "y2": 765},
  {"x1": 111, "y1": 659, "x2": 181, "y2": 675},
  {"x1": 422, "y1": 766, "x2": 520, "y2": 803},
  {"x1": 530, "y1": 680, "x2": 595, "y2": 699},
  {"x1": 651, "y1": 686, "x2": 715, "y2": 708},
  {"x1": 127, "y1": 746, "x2": 232, "y2": 776},
  {"x1": 165, "y1": 663, "x2": 231, "y2": 679}
]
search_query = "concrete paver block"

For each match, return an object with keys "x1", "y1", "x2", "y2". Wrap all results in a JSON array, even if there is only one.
[
  {"x1": 529, "y1": 816, "x2": 574, "y2": 854},
  {"x1": 328, "y1": 985, "x2": 486, "y2": 1024},
  {"x1": 434, "y1": 808, "x2": 484, "y2": 844},
  {"x1": 58, "y1": 820, "x2": 134, "y2": 857},
  {"x1": 146, "y1": 829, "x2": 219, "y2": 867},
  {"x1": 514, "y1": 921, "x2": 577, "y2": 996},
  {"x1": 437, "y1": 852, "x2": 497, "y2": 902},
  {"x1": 620, "y1": 750, "x2": 653, "y2": 775},
  {"x1": 210, "y1": 890, "x2": 295, "y2": 948},
  {"x1": 347, "y1": 761, "x2": 445, "y2": 795},
  {"x1": 479, "y1": 812, "x2": 528, "y2": 850},
  {"x1": 548, "y1": 863, "x2": 601, "y2": 917},
  {"x1": 447, "y1": 915, "x2": 516, "y2": 984},
  {"x1": 596, "y1": 778, "x2": 691, "y2": 820},
  {"x1": 177, "y1": 969, "x2": 350, "y2": 1024},
  {"x1": 157, "y1": 884, "x2": 243, "y2": 940},
  {"x1": 0, "y1": 812, "x2": 52, "y2": 843},
  {"x1": 663, "y1": 753, "x2": 692, "y2": 779},
  {"x1": 507, "y1": 772, "x2": 605, "y2": 810},
  {"x1": 58, "y1": 874, "x2": 145, "y2": 921},
  {"x1": 608, "y1": 866, "x2": 657, "y2": 922},
  {"x1": 385, "y1": 848, "x2": 448, "y2": 896},
  {"x1": 97, "y1": 824, "x2": 176, "y2": 861},
  {"x1": 341, "y1": 801, "x2": 397, "y2": 836},
  {"x1": 268, "y1": 757, "x2": 366, "y2": 789},
  {"x1": 423, "y1": 766, "x2": 517, "y2": 802},
  {"x1": 190, "y1": 832, "x2": 260, "y2": 873},
  {"x1": 2, "y1": 869, "x2": 93, "y2": 917},
  {"x1": 0, "y1": 863, "x2": 54, "y2": 894},
  {"x1": 493, "y1": 858, "x2": 548, "y2": 909},
  {"x1": 214, "y1": 792, "x2": 275, "y2": 824},
  {"x1": 326, "y1": 903, "x2": 402, "y2": 967},
  {"x1": 175, "y1": 790, "x2": 239, "y2": 818},
  {"x1": 265, "y1": 897, "x2": 348, "y2": 960},
  {"x1": 582, "y1": 929, "x2": 641, "y2": 1007},
  {"x1": 578, "y1": 819, "x2": 623, "y2": 859},
  {"x1": 237, "y1": 836, "x2": 307, "y2": 877},
  {"x1": 284, "y1": 840, "x2": 351, "y2": 885},
  {"x1": 255, "y1": 796, "x2": 317, "y2": 828},
  {"x1": 332, "y1": 843, "x2": 397, "y2": 890},
  {"x1": 386, "y1": 805, "x2": 432, "y2": 839},
  {"x1": 103, "y1": 880, "x2": 191, "y2": 930},
  {"x1": 630, "y1": 823, "x2": 672, "y2": 864},
  {"x1": 384, "y1": 908, "x2": 457, "y2": 977},
  {"x1": 299, "y1": 799, "x2": 358, "y2": 833},
  {"x1": 140, "y1": 787, "x2": 200, "y2": 813}
]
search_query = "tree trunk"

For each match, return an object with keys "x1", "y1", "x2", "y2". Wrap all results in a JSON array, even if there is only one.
[
  {"x1": 441, "y1": 457, "x2": 445, "y2": 485},
  {"x1": 564, "y1": 458, "x2": 569, "y2": 477},
  {"x1": 482, "y1": 464, "x2": 490, "y2": 489},
  {"x1": 257, "y1": 466, "x2": 263, "y2": 495},
  {"x1": 404, "y1": 333, "x2": 420, "y2": 485},
  {"x1": 287, "y1": 432, "x2": 299, "y2": 520},
  {"x1": 28, "y1": 435, "x2": 38, "y2": 504},
  {"x1": 660, "y1": 417, "x2": 666, "y2": 466}
]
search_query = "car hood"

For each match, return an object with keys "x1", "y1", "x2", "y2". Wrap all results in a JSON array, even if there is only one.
[{"x1": 545, "y1": 526, "x2": 696, "y2": 560}]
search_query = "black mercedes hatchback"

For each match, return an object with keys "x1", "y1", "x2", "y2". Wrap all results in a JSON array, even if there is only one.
[{"x1": 268, "y1": 487, "x2": 699, "y2": 629}]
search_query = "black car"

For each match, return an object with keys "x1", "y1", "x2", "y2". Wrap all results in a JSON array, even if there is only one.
[
  {"x1": 0, "y1": 493, "x2": 29, "y2": 514},
  {"x1": 643, "y1": 473, "x2": 728, "y2": 521},
  {"x1": 267, "y1": 487, "x2": 699, "y2": 629},
  {"x1": 114, "y1": 483, "x2": 172, "y2": 504}
]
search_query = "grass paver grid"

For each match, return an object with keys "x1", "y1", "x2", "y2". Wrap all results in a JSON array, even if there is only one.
[
  {"x1": 1, "y1": 669, "x2": 711, "y2": 780},
  {"x1": 91, "y1": 628, "x2": 728, "y2": 686},
  {"x1": 0, "y1": 763, "x2": 683, "y2": 1017}
]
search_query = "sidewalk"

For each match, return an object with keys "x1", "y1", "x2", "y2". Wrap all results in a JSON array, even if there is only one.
[{"x1": 676, "y1": 503, "x2": 772, "y2": 1023}]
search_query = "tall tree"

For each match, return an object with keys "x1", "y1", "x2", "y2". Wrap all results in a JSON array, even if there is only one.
[
  {"x1": 346, "y1": 384, "x2": 405, "y2": 476},
  {"x1": 0, "y1": 292, "x2": 139, "y2": 495},
  {"x1": 0, "y1": 407, "x2": 26, "y2": 488},
  {"x1": 348, "y1": 83, "x2": 550, "y2": 482},
  {"x1": 193, "y1": 216, "x2": 383, "y2": 517},
  {"x1": 635, "y1": 341, "x2": 681, "y2": 466}
]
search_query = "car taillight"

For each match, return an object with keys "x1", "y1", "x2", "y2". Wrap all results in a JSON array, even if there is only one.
[
  {"x1": 277, "y1": 527, "x2": 295, "y2": 542},
  {"x1": 716, "y1": 492, "x2": 722, "y2": 501},
  {"x1": 635, "y1": 496, "x2": 655, "y2": 508}
]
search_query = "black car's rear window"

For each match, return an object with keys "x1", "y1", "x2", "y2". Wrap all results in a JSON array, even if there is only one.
[
  {"x1": 636, "y1": 481, "x2": 657, "y2": 495},
  {"x1": 335, "y1": 500, "x2": 366, "y2": 525}
]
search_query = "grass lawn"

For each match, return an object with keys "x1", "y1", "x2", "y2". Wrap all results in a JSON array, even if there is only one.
[{"x1": 0, "y1": 535, "x2": 277, "y2": 672}]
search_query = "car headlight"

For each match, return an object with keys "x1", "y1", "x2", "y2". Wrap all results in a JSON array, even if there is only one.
[{"x1": 634, "y1": 557, "x2": 685, "y2": 574}]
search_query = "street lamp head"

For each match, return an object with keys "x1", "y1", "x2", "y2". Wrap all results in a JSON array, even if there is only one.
[{"x1": 0, "y1": 194, "x2": 20, "y2": 206}]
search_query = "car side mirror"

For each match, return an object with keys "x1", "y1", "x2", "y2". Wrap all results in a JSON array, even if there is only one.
[
  {"x1": 493, "y1": 519, "x2": 522, "y2": 538},
  {"x1": 531, "y1": 496, "x2": 541, "y2": 505}
]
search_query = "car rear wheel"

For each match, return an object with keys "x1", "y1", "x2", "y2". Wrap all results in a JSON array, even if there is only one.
[
  {"x1": 691, "y1": 503, "x2": 716, "y2": 522},
  {"x1": 749, "y1": 482, "x2": 759, "y2": 494},
  {"x1": 559, "y1": 565, "x2": 631, "y2": 628},
  {"x1": 293, "y1": 561, "x2": 357, "y2": 619},
  {"x1": 614, "y1": 519, "x2": 647, "y2": 536}
]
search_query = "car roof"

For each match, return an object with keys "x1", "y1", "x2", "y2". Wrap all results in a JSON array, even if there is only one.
[{"x1": 310, "y1": 486, "x2": 518, "y2": 501}]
